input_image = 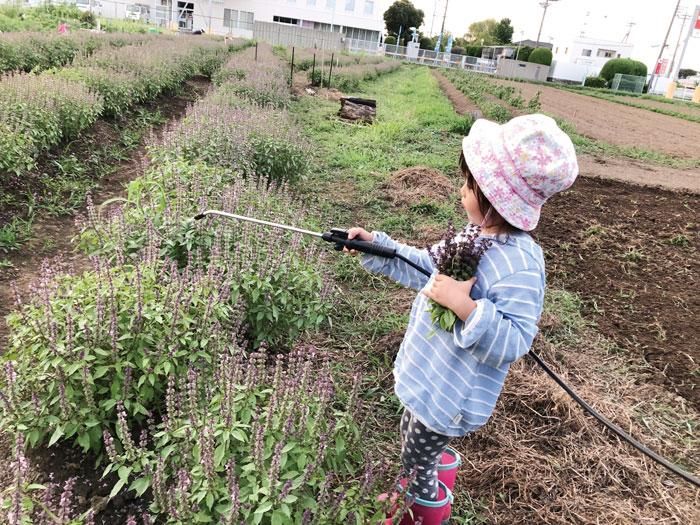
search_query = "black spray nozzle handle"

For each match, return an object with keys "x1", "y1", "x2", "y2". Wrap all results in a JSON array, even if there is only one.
[{"x1": 321, "y1": 228, "x2": 397, "y2": 258}]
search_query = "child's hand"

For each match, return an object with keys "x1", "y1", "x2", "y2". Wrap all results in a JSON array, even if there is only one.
[
  {"x1": 423, "y1": 274, "x2": 478, "y2": 321},
  {"x1": 343, "y1": 227, "x2": 374, "y2": 255}
]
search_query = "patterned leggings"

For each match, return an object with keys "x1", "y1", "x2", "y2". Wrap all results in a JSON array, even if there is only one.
[{"x1": 400, "y1": 409, "x2": 451, "y2": 501}]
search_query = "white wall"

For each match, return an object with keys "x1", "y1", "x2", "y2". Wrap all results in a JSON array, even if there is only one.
[{"x1": 552, "y1": 38, "x2": 634, "y2": 76}]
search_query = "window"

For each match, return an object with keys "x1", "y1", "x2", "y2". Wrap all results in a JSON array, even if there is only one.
[
  {"x1": 564, "y1": 47, "x2": 568, "y2": 54},
  {"x1": 597, "y1": 48, "x2": 616, "y2": 58},
  {"x1": 345, "y1": 0, "x2": 355, "y2": 12},
  {"x1": 224, "y1": 9, "x2": 254, "y2": 30},
  {"x1": 581, "y1": 49, "x2": 592, "y2": 57},
  {"x1": 273, "y1": 15, "x2": 299, "y2": 25},
  {"x1": 326, "y1": 0, "x2": 335, "y2": 8},
  {"x1": 364, "y1": 0, "x2": 373, "y2": 15},
  {"x1": 307, "y1": 0, "x2": 316, "y2": 5}
]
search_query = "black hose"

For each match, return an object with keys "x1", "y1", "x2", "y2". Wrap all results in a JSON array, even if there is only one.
[{"x1": 527, "y1": 350, "x2": 700, "y2": 488}]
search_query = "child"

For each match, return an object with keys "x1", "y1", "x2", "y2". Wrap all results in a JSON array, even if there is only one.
[{"x1": 345, "y1": 114, "x2": 578, "y2": 524}]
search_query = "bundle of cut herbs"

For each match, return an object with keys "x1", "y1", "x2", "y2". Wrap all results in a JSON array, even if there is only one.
[{"x1": 428, "y1": 222, "x2": 492, "y2": 331}]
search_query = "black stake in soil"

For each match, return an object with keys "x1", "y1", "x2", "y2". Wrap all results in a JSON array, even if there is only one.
[
  {"x1": 328, "y1": 52, "x2": 335, "y2": 88},
  {"x1": 193, "y1": 210, "x2": 430, "y2": 276},
  {"x1": 311, "y1": 53, "x2": 316, "y2": 86},
  {"x1": 255, "y1": 42, "x2": 258, "y2": 62},
  {"x1": 290, "y1": 47, "x2": 295, "y2": 87}
]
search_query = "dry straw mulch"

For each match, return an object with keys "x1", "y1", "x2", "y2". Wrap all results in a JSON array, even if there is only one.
[
  {"x1": 451, "y1": 316, "x2": 700, "y2": 524},
  {"x1": 381, "y1": 167, "x2": 457, "y2": 208}
]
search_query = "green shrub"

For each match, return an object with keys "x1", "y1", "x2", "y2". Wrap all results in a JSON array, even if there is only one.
[
  {"x1": 451, "y1": 46, "x2": 465, "y2": 55},
  {"x1": 0, "y1": 258, "x2": 235, "y2": 453},
  {"x1": 516, "y1": 45, "x2": 533, "y2": 62},
  {"x1": 250, "y1": 135, "x2": 308, "y2": 184},
  {"x1": 384, "y1": 36, "x2": 397, "y2": 45},
  {"x1": 528, "y1": 47, "x2": 552, "y2": 66},
  {"x1": 584, "y1": 76, "x2": 607, "y2": 88},
  {"x1": 464, "y1": 45, "x2": 483, "y2": 57},
  {"x1": 599, "y1": 58, "x2": 647, "y2": 83}
]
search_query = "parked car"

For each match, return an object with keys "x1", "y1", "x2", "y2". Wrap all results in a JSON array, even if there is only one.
[
  {"x1": 75, "y1": 0, "x2": 102, "y2": 15},
  {"x1": 126, "y1": 3, "x2": 151, "y2": 23}
]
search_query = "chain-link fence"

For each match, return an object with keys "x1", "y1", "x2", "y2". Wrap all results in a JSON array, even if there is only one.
[{"x1": 611, "y1": 73, "x2": 646, "y2": 94}]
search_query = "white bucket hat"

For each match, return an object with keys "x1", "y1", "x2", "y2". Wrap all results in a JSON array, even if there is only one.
[{"x1": 462, "y1": 114, "x2": 579, "y2": 231}]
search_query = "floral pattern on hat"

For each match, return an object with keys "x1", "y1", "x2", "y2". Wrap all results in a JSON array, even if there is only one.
[{"x1": 462, "y1": 114, "x2": 579, "y2": 231}]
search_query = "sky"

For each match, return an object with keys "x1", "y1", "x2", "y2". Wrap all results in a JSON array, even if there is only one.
[{"x1": 410, "y1": 0, "x2": 700, "y2": 72}]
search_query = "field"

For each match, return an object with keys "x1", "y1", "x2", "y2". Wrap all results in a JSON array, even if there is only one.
[{"x1": 0, "y1": 29, "x2": 698, "y2": 525}]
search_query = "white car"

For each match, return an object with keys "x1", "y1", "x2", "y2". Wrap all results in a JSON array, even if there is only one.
[
  {"x1": 126, "y1": 4, "x2": 151, "y2": 22},
  {"x1": 75, "y1": 0, "x2": 102, "y2": 15}
]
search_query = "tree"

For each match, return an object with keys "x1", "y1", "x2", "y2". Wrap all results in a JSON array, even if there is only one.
[
  {"x1": 493, "y1": 18, "x2": 513, "y2": 44},
  {"x1": 678, "y1": 68, "x2": 697, "y2": 79},
  {"x1": 384, "y1": 0, "x2": 424, "y2": 45},
  {"x1": 466, "y1": 18, "x2": 498, "y2": 45}
]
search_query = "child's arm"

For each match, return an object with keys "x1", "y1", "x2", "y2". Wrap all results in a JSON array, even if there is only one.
[
  {"x1": 451, "y1": 270, "x2": 543, "y2": 368},
  {"x1": 346, "y1": 227, "x2": 435, "y2": 291}
]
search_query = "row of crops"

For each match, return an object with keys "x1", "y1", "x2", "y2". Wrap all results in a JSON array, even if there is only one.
[
  {"x1": 277, "y1": 46, "x2": 400, "y2": 91},
  {"x1": 0, "y1": 37, "x2": 244, "y2": 175},
  {"x1": 442, "y1": 69, "x2": 541, "y2": 123},
  {"x1": 0, "y1": 32, "x2": 154, "y2": 73},
  {"x1": 1, "y1": 44, "x2": 389, "y2": 524}
]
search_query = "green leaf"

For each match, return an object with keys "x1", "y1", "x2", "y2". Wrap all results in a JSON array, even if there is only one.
[
  {"x1": 109, "y1": 477, "x2": 127, "y2": 499},
  {"x1": 194, "y1": 511, "x2": 213, "y2": 522},
  {"x1": 77, "y1": 432, "x2": 91, "y2": 452},
  {"x1": 214, "y1": 443, "x2": 226, "y2": 467},
  {"x1": 118, "y1": 466, "x2": 132, "y2": 482},
  {"x1": 129, "y1": 477, "x2": 151, "y2": 497},
  {"x1": 48, "y1": 426, "x2": 64, "y2": 447},
  {"x1": 206, "y1": 491, "x2": 214, "y2": 510},
  {"x1": 255, "y1": 500, "x2": 273, "y2": 514}
]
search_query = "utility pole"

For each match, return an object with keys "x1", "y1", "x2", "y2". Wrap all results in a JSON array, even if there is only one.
[
  {"x1": 437, "y1": 0, "x2": 449, "y2": 53},
  {"x1": 430, "y1": 0, "x2": 438, "y2": 36},
  {"x1": 668, "y1": 10, "x2": 692, "y2": 77},
  {"x1": 670, "y1": 4, "x2": 700, "y2": 81},
  {"x1": 648, "y1": 0, "x2": 682, "y2": 92},
  {"x1": 621, "y1": 21, "x2": 636, "y2": 43},
  {"x1": 536, "y1": 0, "x2": 560, "y2": 48}
]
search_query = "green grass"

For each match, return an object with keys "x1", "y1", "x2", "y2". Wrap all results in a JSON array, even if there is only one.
[{"x1": 0, "y1": 217, "x2": 32, "y2": 254}]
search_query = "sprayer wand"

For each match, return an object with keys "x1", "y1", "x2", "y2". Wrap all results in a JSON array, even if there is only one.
[{"x1": 193, "y1": 210, "x2": 432, "y2": 277}]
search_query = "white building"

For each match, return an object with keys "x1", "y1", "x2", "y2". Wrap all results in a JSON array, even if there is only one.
[
  {"x1": 550, "y1": 37, "x2": 634, "y2": 83},
  {"x1": 159, "y1": 0, "x2": 388, "y2": 44}
]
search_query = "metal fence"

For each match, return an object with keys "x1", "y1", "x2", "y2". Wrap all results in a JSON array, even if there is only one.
[
  {"x1": 253, "y1": 21, "x2": 344, "y2": 51},
  {"x1": 611, "y1": 73, "x2": 645, "y2": 94},
  {"x1": 383, "y1": 45, "x2": 496, "y2": 73}
]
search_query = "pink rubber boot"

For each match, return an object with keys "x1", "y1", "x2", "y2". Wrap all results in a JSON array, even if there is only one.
[
  {"x1": 384, "y1": 480, "x2": 453, "y2": 525},
  {"x1": 437, "y1": 447, "x2": 461, "y2": 522}
]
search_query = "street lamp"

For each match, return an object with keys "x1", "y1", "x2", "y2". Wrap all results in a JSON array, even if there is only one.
[{"x1": 535, "y1": 0, "x2": 560, "y2": 48}]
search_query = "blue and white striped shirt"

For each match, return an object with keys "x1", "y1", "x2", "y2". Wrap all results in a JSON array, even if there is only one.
[{"x1": 361, "y1": 228, "x2": 546, "y2": 437}]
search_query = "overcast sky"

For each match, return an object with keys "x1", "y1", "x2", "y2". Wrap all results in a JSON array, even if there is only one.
[{"x1": 410, "y1": 0, "x2": 700, "y2": 72}]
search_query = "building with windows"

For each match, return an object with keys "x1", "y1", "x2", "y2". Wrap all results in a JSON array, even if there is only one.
[
  {"x1": 186, "y1": 0, "x2": 388, "y2": 46},
  {"x1": 552, "y1": 37, "x2": 633, "y2": 72}
]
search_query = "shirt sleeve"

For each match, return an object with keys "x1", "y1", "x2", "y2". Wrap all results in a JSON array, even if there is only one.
[
  {"x1": 452, "y1": 269, "x2": 543, "y2": 368},
  {"x1": 360, "y1": 231, "x2": 435, "y2": 291}
]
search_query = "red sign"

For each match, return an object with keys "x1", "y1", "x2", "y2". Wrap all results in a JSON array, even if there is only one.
[
  {"x1": 655, "y1": 59, "x2": 668, "y2": 74},
  {"x1": 695, "y1": 10, "x2": 700, "y2": 30}
]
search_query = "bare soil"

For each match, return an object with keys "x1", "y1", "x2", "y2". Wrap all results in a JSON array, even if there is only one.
[
  {"x1": 432, "y1": 70, "x2": 483, "y2": 118},
  {"x1": 494, "y1": 79, "x2": 700, "y2": 159},
  {"x1": 534, "y1": 177, "x2": 699, "y2": 410},
  {"x1": 434, "y1": 71, "x2": 700, "y2": 193}
]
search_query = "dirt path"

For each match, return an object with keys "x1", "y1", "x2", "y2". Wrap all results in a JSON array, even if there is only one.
[
  {"x1": 434, "y1": 71, "x2": 700, "y2": 193},
  {"x1": 607, "y1": 94, "x2": 700, "y2": 120},
  {"x1": 0, "y1": 78, "x2": 210, "y2": 352},
  {"x1": 432, "y1": 70, "x2": 482, "y2": 117},
  {"x1": 494, "y1": 78, "x2": 700, "y2": 159}
]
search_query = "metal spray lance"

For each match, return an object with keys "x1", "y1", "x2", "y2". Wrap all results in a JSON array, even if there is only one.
[{"x1": 193, "y1": 210, "x2": 432, "y2": 277}]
